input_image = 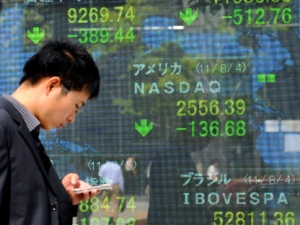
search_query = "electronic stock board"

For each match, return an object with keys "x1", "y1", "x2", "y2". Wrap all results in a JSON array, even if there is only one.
[{"x1": 0, "y1": 0, "x2": 300, "y2": 224}]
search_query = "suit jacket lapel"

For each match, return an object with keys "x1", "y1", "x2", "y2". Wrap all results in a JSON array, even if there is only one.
[{"x1": 0, "y1": 98, "x2": 57, "y2": 195}]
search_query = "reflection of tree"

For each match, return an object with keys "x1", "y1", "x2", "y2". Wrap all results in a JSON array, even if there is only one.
[
  {"x1": 129, "y1": 42, "x2": 214, "y2": 143},
  {"x1": 23, "y1": 5, "x2": 56, "y2": 49},
  {"x1": 1, "y1": 1, "x2": 22, "y2": 11},
  {"x1": 256, "y1": 27, "x2": 300, "y2": 119},
  {"x1": 17, "y1": 0, "x2": 298, "y2": 171}
]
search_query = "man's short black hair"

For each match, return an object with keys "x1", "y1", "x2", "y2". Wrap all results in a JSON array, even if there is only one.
[{"x1": 21, "y1": 40, "x2": 100, "y2": 99}]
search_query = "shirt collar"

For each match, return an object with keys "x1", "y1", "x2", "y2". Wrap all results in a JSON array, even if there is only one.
[{"x1": 2, "y1": 94, "x2": 40, "y2": 132}]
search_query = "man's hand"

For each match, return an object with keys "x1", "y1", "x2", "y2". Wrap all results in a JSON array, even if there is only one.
[{"x1": 62, "y1": 173, "x2": 100, "y2": 205}]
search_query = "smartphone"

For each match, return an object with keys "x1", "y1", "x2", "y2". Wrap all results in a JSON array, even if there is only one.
[{"x1": 73, "y1": 184, "x2": 112, "y2": 194}]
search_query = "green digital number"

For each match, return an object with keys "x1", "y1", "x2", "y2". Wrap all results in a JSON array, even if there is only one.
[
  {"x1": 198, "y1": 121, "x2": 220, "y2": 137},
  {"x1": 199, "y1": 100, "x2": 208, "y2": 116},
  {"x1": 270, "y1": 8, "x2": 281, "y2": 24},
  {"x1": 281, "y1": 7, "x2": 293, "y2": 24},
  {"x1": 236, "y1": 99, "x2": 246, "y2": 115},
  {"x1": 188, "y1": 100, "x2": 197, "y2": 116},
  {"x1": 101, "y1": 196, "x2": 111, "y2": 212},
  {"x1": 225, "y1": 120, "x2": 235, "y2": 136},
  {"x1": 68, "y1": 8, "x2": 77, "y2": 23},
  {"x1": 234, "y1": 7, "x2": 292, "y2": 25},
  {"x1": 78, "y1": 8, "x2": 88, "y2": 23},
  {"x1": 214, "y1": 211, "x2": 224, "y2": 225},
  {"x1": 125, "y1": 6, "x2": 135, "y2": 22},
  {"x1": 67, "y1": 7, "x2": 110, "y2": 24},
  {"x1": 79, "y1": 200, "x2": 89, "y2": 212},
  {"x1": 114, "y1": 27, "x2": 135, "y2": 43},
  {"x1": 285, "y1": 212, "x2": 295, "y2": 225},
  {"x1": 89, "y1": 28, "x2": 98, "y2": 44},
  {"x1": 126, "y1": 196, "x2": 137, "y2": 212},
  {"x1": 189, "y1": 121, "x2": 196, "y2": 137},
  {"x1": 100, "y1": 7, "x2": 109, "y2": 22},
  {"x1": 176, "y1": 100, "x2": 186, "y2": 116},
  {"x1": 224, "y1": 99, "x2": 235, "y2": 115},
  {"x1": 225, "y1": 211, "x2": 234, "y2": 224},
  {"x1": 236, "y1": 120, "x2": 247, "y2": 136},
  {"x1": 177, "y1": 99, "x2": 246, "y2": 116},
  {"x1": 225, "y1": 99, "x2": 245, "y2": 115},
  {"x1": 78, "y1": 197, "x2": 100, "y2": 213},
  {"x1": 114, "y1": 27, "x2": 124, "y2": 42},
  {"x1": 117, "y1": 196, "x2": 126, "y2": 212},
  {"x1": 114, "y1": 6, "x2": 124, "y2": 22},
  {"x1": 125, "y1": 27, "x2": 135, "y2": 42},
  {"x1": 89, "y1": 7, "x2": 98, "y2": 23},
  {"x1": 252, "y1": 8, "x2": 265, "y2": 25},
  {"x1": 198, "y1": 120, "x2": 220, "y2": 137},
  {"x1": 236, "y1": 211, "x2": 246, "y2": 225},
  {"x1": 210, "y1": 121, "x2": 220, "y2": 137},
  {"x1": 233, "y1": 8, "x2": 243, "y2": 25},
  {"x1": 90, "y1": 197, "x2": 100, "y2": 212},
  {"x1": 77, "y1": 217, "x2": 136, "y2": 225},
  {"x1": 77, "y1": 27, "x2": 135, "y2": 44},
  {"x1": 100, "y1": 28, "x2": 109, "y2": 43},
  {"x1": 114, "y1": 6, "x2": 135, "y2": 22},
  {"x1": 78, "y1": 28, "x2": 88, "y2": 44},
  {"x1": 248, "y1": 212, "x2": 255, "y2": 225},
  {"x1": 225, "y1": 120, "x2": 246, "y2": 136},
  {"x1": 213, "y1": 211, "x2": 295, "y2": 225},
  {"x1": 210, "y1": 100, "x2": 219, "y2": 115},
  {"x1": 198, "y1": 121, "x2": 209, "y2": 137}
]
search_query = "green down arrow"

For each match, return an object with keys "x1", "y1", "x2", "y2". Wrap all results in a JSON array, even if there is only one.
[
  {"x1": 180, "y1": 8, "x2": 199, "y2": 26},
  {"x1": 135, "y1": 119, "x2": 153, "y2": 137},
  {"x1": 27, "y1": 27, "x2": 45, "y2": 44}
]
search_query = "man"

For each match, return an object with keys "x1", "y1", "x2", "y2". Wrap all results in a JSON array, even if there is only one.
[
  {"x1": 207, "y1": 160, "x2": 219, "y2": 182},
  {"x1": 99, "y1": 160, "x2": 124, "y2": 225},
  {"x1": 0, "y1": 40, "x2": 101, "y2": 224},
  {"x1": 147, "y1": 116, "x2": 214, "y2": 225}
]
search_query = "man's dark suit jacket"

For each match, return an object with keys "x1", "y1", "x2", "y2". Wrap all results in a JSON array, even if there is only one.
[{"x1": 0, "y1": 98, "x2": 76, "y2": 225}]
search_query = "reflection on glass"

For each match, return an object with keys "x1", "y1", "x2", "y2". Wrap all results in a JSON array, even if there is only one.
[{"x1": 0, "y1": 0, "x2": 299, "y2": 224}]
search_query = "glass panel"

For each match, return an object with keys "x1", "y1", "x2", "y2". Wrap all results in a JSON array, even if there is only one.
[{"x1": 0, "y1": 0, "x2": 299, "y2": 224}]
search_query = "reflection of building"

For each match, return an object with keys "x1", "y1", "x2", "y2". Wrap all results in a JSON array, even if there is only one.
[
  {"x1": 256, "y1": 120, "x2": 300, "y2": 167},
  {"x1": 265, "y1": 120, "x2": 300, "y2": 152}
]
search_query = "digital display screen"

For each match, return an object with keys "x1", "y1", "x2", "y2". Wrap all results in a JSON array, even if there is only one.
[{"x1": 1, "y1": 0, "x2": 300, "y2": 224}]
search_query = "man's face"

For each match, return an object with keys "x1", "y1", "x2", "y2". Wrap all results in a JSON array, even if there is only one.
[{"x1": 39, "y1": 82, "x2": 89, "y2": 130}]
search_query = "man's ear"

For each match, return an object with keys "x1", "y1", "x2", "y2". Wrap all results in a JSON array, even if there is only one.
[{"x1": 44, "y1": 76, "x2": 61, "y2": 95}]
